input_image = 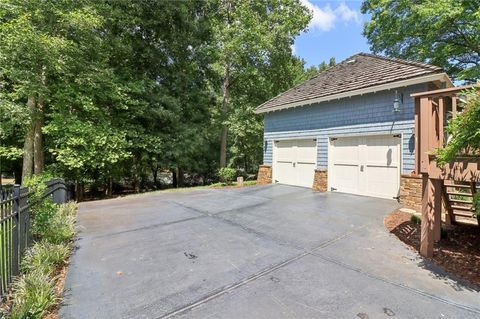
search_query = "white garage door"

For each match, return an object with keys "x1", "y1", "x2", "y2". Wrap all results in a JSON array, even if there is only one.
[
  {"x1": 329, "y1": 135, "x2": 401, "y2": 199},
  {"x1": 273, "y1": 139, "x2": 317, "y2": 188}
]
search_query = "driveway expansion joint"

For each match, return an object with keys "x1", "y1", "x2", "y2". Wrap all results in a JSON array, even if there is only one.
[
  {"x1": 158, "y1": 227, "x2": 369, "y2": 319},
  {"x1": 308, "y1": 252, "x2": 480, "y2": 315}
]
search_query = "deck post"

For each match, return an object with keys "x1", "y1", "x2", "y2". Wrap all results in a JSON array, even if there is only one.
[
  {"x1": 433, "y1": 179, "x2": 442, "y2": 242},
  {"x1": 420, "y1": 174, "x2": 442, "y2": 257}
]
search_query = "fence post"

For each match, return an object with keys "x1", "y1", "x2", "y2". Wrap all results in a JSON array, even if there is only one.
[
  {"x1": 19, "y1": 187, "x2": 30, "y2": 255},
  {"x1": 12, "y1": 185, "x2": 20, "y2": 277},
  {"x1": 52, "y1": 179, "x2": 67, "y2": 204}
]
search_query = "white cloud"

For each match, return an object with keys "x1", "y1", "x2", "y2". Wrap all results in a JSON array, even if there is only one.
[
  {"x1": 336, "y1": 2, "x2": 361, "y2": 24},
  {"x1": 300, "y1": 0, "x2": 361, "y2": 32},
  {"x1": 300, "y1": 0, "x2": 336, "y2": 31}
]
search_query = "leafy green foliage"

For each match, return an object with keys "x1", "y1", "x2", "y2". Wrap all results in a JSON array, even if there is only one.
[
  {"x1": 5, "y1": 199, "x2": 77, "y2": 318},
  {"x1": 362, "y1": 0, "x2": 480, "y2": 80},
  {"x1": 37, "y1": 202, "x2": 77, "y2": 244},
  {"x1": 211, "y1": 0, "x2": 311, "y2": 171},
  {"x1": 218, "y1": 167, "x2": 236, "y2": 185},
  {"x1": 302, "y1": 57, "x2": 336, "y2": 81},
  {"x1": 0, "y1": 0, "x2": 313, "y2": 190},
  {"x1": 410, "y1": 214, "x2": 422, "y2": 225},
  {"x1": 437, "y1": 89, "x2": 480, "y2": 164},
  {"x1": 9, "y1": 270, "x2": 57, "y2": 319},
  {"x1": 473, "y1": 191, "x2": 480, "y2": 218},
  {"x1": 21, "y1": 241, "x2": 70, "y2": 276}
]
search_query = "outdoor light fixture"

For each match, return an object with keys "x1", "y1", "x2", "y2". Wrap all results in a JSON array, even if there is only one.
[{"x1": 393, "y1": 90, "x2": 403, "y2": 112}]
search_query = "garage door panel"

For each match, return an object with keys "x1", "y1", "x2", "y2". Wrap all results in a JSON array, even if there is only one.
[
  {"x1": 366, "y1": 166, "x2": 399, "y2": 198},
  {"x1": 333, "y1": 164, "x2": 359, "y2": 194},
  {"x1": 332, "y1": 138, "x2": 360, "y2": 162},
  {"x1": 330, "y1": 135, "x2": 400, "y2": 199},
  {"x1": 295, "y1": 162, "x2": 316, "y2": 188},
  {"x1": 295, "y1": 140, "x2": 317, "y2": 163},
  {"x1": 273, "y1": 139, "x2": 317, "y2": 188},
  {"x1": 365, "y1": 136, "x2": 399, "y2": 166},
  {"x1": 275, "y1": 162, "x2": 295, "y2": 185}
]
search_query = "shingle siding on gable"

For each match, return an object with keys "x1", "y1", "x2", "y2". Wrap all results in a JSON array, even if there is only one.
[{"x1": 263, "y1": 83, "x2": 427, "y2": 174}]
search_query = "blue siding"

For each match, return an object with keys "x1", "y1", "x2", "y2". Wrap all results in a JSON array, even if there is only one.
[{"x1": 263, "y1": 84, "x2": 427, "y2": 173}]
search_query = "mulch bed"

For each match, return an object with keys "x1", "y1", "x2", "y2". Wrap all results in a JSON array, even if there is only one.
[{"x1": 385, "y1": 210, "x2": 480, "y2": 288}]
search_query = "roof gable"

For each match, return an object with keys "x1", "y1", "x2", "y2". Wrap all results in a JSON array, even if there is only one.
[{"x1": 255, "y1": 53, "x2": 446, "y2": 113}]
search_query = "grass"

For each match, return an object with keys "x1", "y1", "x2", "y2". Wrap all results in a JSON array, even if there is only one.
[{"x1": 161, "y1": 179, "x2": 257, "y2": 193}]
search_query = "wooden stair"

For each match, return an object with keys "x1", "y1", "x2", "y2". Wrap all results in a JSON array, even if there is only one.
[{"x1": 442, "y1": 181, "x2": 478, "y2": 224}]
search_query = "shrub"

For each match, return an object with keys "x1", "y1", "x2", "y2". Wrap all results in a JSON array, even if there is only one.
[
  {"x1": 22, "y1": 241, "x2": 70, "y2": 276},
  {"x1": 218, "y1": 167, "x2": 236, "y2": 185},
  {"x1": 39, "y1": 202, "x2": 78, "y2": 244},
  {"x1": 437, "y1": 89, "x2": 480, "y2": 164},
  {"x1": 22, "y1": 173, "x2": 53, "y2": 205},
  {"x1": 410, "y1": 214, "x2": 421, "y2": 225},
  {"x1": 22, "y1": 173, "x2": 59, "y2": 240},
  {"x1": 9, "y1": 270, "x2": 57, "y2": 319},
  {"x1": 473, "y1": 191, "x2": 480, "y2": 219},
  {"x1": 31, "y1": 200, "x2": 58, "y2": 240}
]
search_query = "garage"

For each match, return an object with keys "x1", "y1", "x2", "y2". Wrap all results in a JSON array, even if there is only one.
[
  {"x1": 328, "y1": 134, "x2": 401, "y2": 199},
  {"x1": 272, "y1": 139, "x2": 317, "y2": 188}
]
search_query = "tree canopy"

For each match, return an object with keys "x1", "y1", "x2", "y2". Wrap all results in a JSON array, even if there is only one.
[
  {"x1": 362, "y1": 0, "x2": 480, "y2": 81},
  {"x1": 0, "y1": 0, "x2": 314, "y2": 194}
]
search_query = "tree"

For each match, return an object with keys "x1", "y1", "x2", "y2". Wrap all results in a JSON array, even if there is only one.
[
  {"x1": 437, "y1": 89, "x2": 480, "y2": 164},
  {"x1": 0, "y1": 0, "x2": 106, "y2": 181},
  {"x1": 362, "y1": 0, "x2": 480, "y2": 80},
  {"x1": 302, "y1": 57, "x2": 336, "y2": 81},
  {"x1": 211, "y1": 0, "x2": 311, "y2": 168}
]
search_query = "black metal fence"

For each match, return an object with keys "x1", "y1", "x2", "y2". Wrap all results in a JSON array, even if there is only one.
[{"x1": 0, "y1": 178, "x2": 69, "y2": 297}]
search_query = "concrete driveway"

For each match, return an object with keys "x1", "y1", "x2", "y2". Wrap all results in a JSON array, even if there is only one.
[{"x1": 60, "y1": 185, "x2": 480, "y2": 319}]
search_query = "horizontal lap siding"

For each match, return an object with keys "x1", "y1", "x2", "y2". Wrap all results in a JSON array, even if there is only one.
[{"x1": 263, "y1": 84, "x2": 426, "y2": 174}]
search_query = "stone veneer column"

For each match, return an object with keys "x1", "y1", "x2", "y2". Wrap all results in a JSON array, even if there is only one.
[
  {"x1": 399, "y1": 174, "x2": 422, "y2": 212},
  {"x1": 312, "y1": 169, "x2": 328, "y2": 192},
  {"x1": 257, "y1": 165, "x2": 272, "y2": 185}
]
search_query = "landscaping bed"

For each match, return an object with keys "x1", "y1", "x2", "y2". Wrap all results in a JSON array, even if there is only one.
[{"x1": 385, "y1": 210, "x2": 480, "y2": 288}]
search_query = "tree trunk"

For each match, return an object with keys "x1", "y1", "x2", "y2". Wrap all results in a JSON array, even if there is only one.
[
  {"x1": 152, "y1": 165, "x2": 159, "y2": 187},
  {"x1": 177, "y1": 167, "x2": 184, "y2": 187},
  {"x1": 219, "y1": 63, "x2": 230, "y2": 168},
  {"x1": 33, "y1": 100, "x2": 44, "y2": 174},
  {"x1": 172, "y1": 169, "x2": 177, "y2": 188},
  {"x1": 76, "y1": 181, "x2": 84, "y2": 202},
  {"x1": 22, "y1": 96, "x2": 36, "y2": 182},
  {"x1": 106, "y1": 178, "x2": 113, "y2": 197},
  {"x1": 132, "y1": 156, "x2": 140, "y2": 193}
]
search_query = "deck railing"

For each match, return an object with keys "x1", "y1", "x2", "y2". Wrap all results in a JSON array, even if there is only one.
[
  {"x1": 411, "y1": 84, "x2": 480, "y2": 257},
  {"x1": 0, "y1": 179, "x2": 70, "y2": 297}
]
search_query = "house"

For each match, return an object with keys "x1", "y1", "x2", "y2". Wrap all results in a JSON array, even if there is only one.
[{"x1": 255, "y1": 53, "x2": 453, "y2": 206}]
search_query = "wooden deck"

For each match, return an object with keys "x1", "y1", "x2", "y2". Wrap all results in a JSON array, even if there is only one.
[{"x1": 412, "y1": 84, "x2": 479, "y2": 257}]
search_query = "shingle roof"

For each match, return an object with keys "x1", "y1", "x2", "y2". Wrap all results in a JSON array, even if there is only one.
[{"x1": 255, "y1": 53, "x2": 444, "y2": 113}]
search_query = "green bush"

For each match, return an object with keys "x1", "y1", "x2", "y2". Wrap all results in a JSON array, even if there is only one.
[
  {"x1": 9, "y1": 270, "x2": 57, "y2": 319},
  {"x1": 437, "y1": 89, "x2": 480, "y2": 164},
  {"x1": 40, "y1": 202, "x2": 78, "y2": 244},
  {"x1": 473, "y1": 191, "x2": 480, "y2": 219},
  {"x1": 218, "y1": 167, "x2": 236, "y2": 185},
  {"x1": 22, "y1": 173, "x2": 53, "y2": 205},
  {"x1": 31, "y1": 200, "x2": 58, "y2": 241},
  {"x1": 410, "y1": 214, "x2": 421, "y2": 225},
  {"x1": 22, "y1": 241, "x2": 70, "y2": 276},
  {"x1": 4, "y1": 175, "x2": 77, "y2": 319}
]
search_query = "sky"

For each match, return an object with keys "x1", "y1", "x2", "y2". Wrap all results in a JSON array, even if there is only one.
[{"x1": 294, "y1": 0, "x2": 371, "y2": 67}]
